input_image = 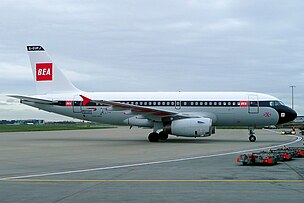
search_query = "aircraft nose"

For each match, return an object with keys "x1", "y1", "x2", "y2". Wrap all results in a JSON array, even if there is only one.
[
  {"x1": 289, "y1": 108, "x2": 298, "y2": 121},
  {"x1": 277, "y1": 106, "x2": 297, "y2": 124}
]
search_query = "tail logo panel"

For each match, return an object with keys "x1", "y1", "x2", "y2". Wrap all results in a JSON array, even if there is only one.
[{"x1": 36, "y1": 63, "x2": 53, "y2": 81}]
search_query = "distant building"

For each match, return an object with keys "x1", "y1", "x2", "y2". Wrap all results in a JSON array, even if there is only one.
[
  {"x1": 293, "y1": 116, "x2": 304, "y2": 123},
  {"x1": 0, "y1": 120, "x2": 44, "y2": 125},
  {"x1": 0, "y1": 120, "x2": 16, "y2": 125}
]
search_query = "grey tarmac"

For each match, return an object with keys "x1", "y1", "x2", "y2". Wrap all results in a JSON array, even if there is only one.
[{"x1": 0, "y1": 127, "x2": 303, "y2": 202}]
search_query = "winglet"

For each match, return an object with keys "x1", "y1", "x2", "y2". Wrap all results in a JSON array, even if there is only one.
[{"x1": 80, "y1": 95, "x2": 92, "y2": 106}]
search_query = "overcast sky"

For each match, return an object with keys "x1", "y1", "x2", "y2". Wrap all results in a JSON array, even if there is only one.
[{"x1": 0, "y1": 0, "x2": 303, "y2": 121}]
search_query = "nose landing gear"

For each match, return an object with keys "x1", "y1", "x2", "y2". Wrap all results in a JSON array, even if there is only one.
[{"x1": 248, "y1": 127, "x2": 256, "y2": 142}]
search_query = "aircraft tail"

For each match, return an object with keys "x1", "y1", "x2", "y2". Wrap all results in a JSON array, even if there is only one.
[{"x1": 27, "y1": 45, "x2": 80, "y2": 94}]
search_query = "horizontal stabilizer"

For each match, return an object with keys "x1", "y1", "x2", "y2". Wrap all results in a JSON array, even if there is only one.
[{"x1": 8, "y1": 95, "x2": 54, "y2": 104}]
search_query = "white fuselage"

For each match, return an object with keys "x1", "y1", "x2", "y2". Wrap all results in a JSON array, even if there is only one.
[{"x1": 23, "y1": 91, "x2": 280, "y2": 127}]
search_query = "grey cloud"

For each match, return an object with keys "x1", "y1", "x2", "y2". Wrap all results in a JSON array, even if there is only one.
[{"x1": 0, "y1": 0, "x2": 303, "y2": 118}]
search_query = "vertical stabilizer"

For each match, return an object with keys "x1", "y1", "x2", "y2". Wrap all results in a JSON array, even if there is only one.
[{"x1": 27, "y1": 45, "x2": 80, "y2": 94}]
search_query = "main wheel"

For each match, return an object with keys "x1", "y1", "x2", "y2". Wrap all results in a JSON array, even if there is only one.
[
  {"x1": 249, "y1": 135, "x2": 256, "y2": 142},
  {"x1": 148, "y1": 132, "x2": 159, "y2": 142},
  {"x1": 159, "y1": 131, "x2": 168, "y2": 141}
]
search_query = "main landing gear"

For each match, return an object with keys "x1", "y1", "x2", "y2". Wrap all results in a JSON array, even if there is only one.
[
  {"x1": 148, "y1": 131, "x2": 168, "y2": 142},
  {"x1": 248, "y1": 128, "x2": 256, "y2": 142}
]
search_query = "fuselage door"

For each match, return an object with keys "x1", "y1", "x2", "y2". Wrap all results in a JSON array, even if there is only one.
[
  {"x1": 248, "y1": 95, "x2": 259, "y2": 114},
  {"x1": 73, "y1": 95, "x2": 82, "y2": 113}
]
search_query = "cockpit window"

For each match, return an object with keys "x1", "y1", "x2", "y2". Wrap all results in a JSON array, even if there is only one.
[{"x1": 270, "y1": 101, "x2": 283, "y2": 106}]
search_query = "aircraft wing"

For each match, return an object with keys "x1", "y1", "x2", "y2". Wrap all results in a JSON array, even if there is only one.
[
  {"x1": 8, "y1": 95, "x2": 55, "y2": 104},
  {"x1": 80, "y1": 95, "x2": 190, "y2": 120},
  {"x1": 80, "y1": 95, "x2": 205, "y2": 123}
]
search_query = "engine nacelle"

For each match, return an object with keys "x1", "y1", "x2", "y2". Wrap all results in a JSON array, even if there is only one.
[{"x1": 165, "y1": 118, "x2": 213, "y2": 137}]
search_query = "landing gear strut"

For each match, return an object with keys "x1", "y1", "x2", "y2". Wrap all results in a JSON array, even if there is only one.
[{"x1": 248, "y1": 128, "x2": 256, "y2": 142}]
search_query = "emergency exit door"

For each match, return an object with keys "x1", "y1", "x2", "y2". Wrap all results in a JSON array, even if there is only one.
[
  {"x1": 73, "y1": 95, "x2": 82, "y2": 113},
  {"x1": 175, "y1": 100, "x2": 181, "y2": 110},
  {"x1": 248, "y1": 95, "x2": 259, "y2": 114}
]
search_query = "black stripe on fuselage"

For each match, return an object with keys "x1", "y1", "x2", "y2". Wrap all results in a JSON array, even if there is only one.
[{"x1": 55, "y1": 100, "x2": 271, "y2": 107}]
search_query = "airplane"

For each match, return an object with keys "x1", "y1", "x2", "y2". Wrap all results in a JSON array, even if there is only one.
[{"x1": 9, "y1": 45, "x2": 297, "y2": 142}]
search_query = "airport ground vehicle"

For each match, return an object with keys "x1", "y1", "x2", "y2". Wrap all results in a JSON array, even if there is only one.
[
  {"x1": 281, "y1": 130, "x2": 296, "y2": 135},
  {"x1": 236, "y1": 153, "x2": 278, "y2": 166},
  {"x1": 264, "y1": 125, "x2": 277, "y2": 129}
]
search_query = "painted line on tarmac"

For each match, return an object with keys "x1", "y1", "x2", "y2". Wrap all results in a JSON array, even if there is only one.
[
  {"x1": 4, "y1": 179, "x2": 304, "y2": 183},
  {"x1": 0, "y1": 135, "x2": 302, "y2": 181}
]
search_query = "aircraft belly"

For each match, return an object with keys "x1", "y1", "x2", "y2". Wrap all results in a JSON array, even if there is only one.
[{"x1": 214, "y1": 107, "x2": 278, "y2": 126}]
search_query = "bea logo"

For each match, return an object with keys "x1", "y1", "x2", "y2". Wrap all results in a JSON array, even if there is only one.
[
  {"x1": 36, "y1": 63, "x2": 53, "y2": 81},
  {"x1": 240, "y1": 101, "x2": 248, "y2": 107}
]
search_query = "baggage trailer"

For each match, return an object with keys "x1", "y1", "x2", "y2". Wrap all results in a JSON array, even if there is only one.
[
  {"x1": 236, "y1": 153, "x2": 278, "y2": 166},
  {"x1": 277, "y1": 147, "x2": 304, "y2": 158},
  {"x1": 257, "y1": 148, "x2": 294, "y2": 161},
  {"x1": 268, "y1": 149, "x2": 293, "y2": 161}
]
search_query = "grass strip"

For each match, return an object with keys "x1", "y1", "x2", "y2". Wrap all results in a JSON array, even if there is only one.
[{"x1": 0, "y1": 125, "x2": 116, "y2": 133}]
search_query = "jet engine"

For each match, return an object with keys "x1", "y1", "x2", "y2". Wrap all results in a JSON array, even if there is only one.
[{"x1": 164, "y1": 118, "x2": 213, "y2": 137}]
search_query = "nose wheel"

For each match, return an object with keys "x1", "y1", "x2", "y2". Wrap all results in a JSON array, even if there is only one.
[
  {"x1": 249, "y1": 135, "x2": 256, "y2": 142},
  {"x1": 248, "y1": 127, "x2": 256, "y2": 142}
]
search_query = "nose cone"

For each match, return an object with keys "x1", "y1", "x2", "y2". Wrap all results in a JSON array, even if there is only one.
[
  {"x1": 291, "y1": 109, "x2": 297, "y2": 119},
  {"x1": 277, "y1": 106, "x2": 297, "y2": 124}
]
